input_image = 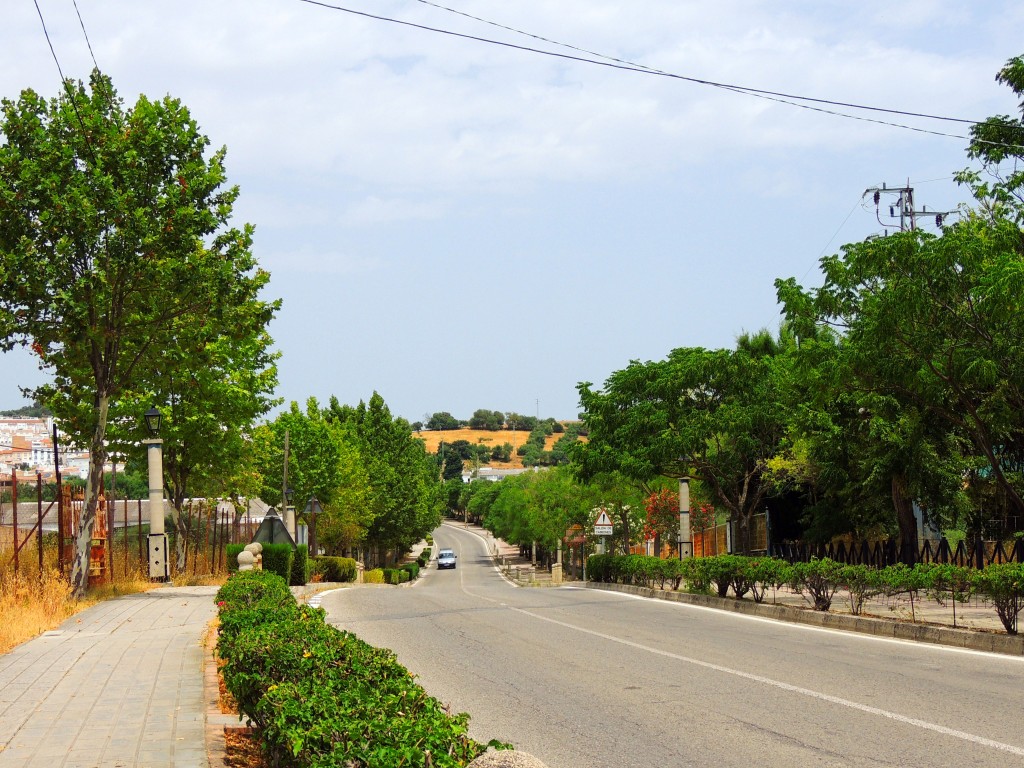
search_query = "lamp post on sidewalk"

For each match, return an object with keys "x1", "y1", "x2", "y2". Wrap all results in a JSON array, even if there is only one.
[
  {"x1": 143, "y1": 406, "x2": 168, "y2": 581},
  {"x1": 284, "y1": 487, "x2": 296, "y2": 542},
  {"x1": 304, "y1": 495, "x2": 322, "y2": 556},
  {"x1": 678, "y1": 475, "x2": 692, "y2": 561}
]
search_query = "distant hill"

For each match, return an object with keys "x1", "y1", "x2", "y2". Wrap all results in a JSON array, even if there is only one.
[
  {"x1": 0, "y1": 405, "x2": 51, "y2": 418},
  {"x1": 413, "y1": 426, "x2": 577, "y2": 469}
]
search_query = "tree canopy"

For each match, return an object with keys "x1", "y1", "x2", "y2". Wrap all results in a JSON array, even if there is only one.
[
  {"x1": 0, "y1": 71, "x2": 277, "y2": 595},
  {"x1": 576, "y1": 331, "x2": 791, "y2": 553}
]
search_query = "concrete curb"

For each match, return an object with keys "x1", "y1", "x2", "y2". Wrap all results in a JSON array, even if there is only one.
[{"x1": 586, "y1": 582, "x2": 1024, "y2": 656}]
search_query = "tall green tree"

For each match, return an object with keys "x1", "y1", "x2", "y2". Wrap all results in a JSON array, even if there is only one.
[
  {"x1": 329, "y1": 393, "x2": 442, "y2": 565},
  {"x1": 256, "y1": 400, "x2": 375, "y2": 556},
  {"x1": 776, "y1": 217, "x2": 1024, "y2": 534},
  {"x1": 576, "y1": 332, "x2": 790, "y2": 554},
  {"x1": 0, "y1": 71, "x2": 270, "y2": 596},
  {"x1": 128, "y1": 275, "x2": 279, "y2": 569},
  {"x1": 774, "y1": 54, "x2": 1024, "y2": 548},
  {"x1": 960, "y1": 54, "x2": 1024, "y2": 224}
]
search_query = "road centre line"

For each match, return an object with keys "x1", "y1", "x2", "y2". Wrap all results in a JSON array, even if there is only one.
[{"x1": 507, "y1": 603, "x2": 1024, "y2": 757}]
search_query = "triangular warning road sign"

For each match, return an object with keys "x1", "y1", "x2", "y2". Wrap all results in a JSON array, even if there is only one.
[{"x1": 595, "y1": 510, "x2": 612, "y2": 527}]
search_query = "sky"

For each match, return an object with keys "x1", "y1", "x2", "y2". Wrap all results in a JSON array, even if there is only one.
[{"x1": 1, "y1": 1, "x2": 1021, "y2": 423}]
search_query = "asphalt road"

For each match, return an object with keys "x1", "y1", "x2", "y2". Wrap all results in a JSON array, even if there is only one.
[{"x1": 320, "y1": 524, "x2": 1024, "y2": 768}]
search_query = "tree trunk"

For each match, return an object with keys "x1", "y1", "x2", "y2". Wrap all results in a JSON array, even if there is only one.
[
  {"x1": 734, "y1": 512, "x2": 753, "y2": 555},
  {"x1": 892, "y1": 473, "x2": 918, "y2": 565},
  {"x1": 70, "y1": 394, "x2": 109, "y2": 599}
]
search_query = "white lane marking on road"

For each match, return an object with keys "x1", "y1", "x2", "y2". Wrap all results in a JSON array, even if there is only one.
[
  {"x1": 306, "y1": 588, "x2": 346, "y2": 609},
  {"x1": 563, "y1": 586, "x2": 1024, "y2": 662},
  {"x1": 509, "y1": 604, "x2": 1024, "y2": 757}
]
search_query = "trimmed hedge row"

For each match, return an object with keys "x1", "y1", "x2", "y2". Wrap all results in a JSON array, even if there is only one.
[
  {"x1": 587, "y1": 553, "x2": 1024, "y2": 634},
  {"x1": 216, "y1": 571, "x2": 507, "y2": 766},
  {"x1": 310, "y1": 556, "x2": 358, "y2": 582}
]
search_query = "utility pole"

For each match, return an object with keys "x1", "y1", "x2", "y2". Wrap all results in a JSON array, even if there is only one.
[{"x1": 863, "y1": 181, "x2": 957, "y2": 234}]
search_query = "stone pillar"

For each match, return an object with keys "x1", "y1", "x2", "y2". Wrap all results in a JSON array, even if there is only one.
[{"x1": 551, "y1": 563, "x2": 562, "y2": 585}]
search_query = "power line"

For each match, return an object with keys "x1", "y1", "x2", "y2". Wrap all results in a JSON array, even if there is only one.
[
  {"x1": 409, "y1": 0, "x2": 977, "y2": 126},
  {"x1": 72, "y1": 0, "x2": 100, "y2": 71},
  {"x1": 33, "y1": 0, "x2": 71, "y2": 85},
  {"x1": 294, "y1": 0, "x2": 1022, "y2": 148}
]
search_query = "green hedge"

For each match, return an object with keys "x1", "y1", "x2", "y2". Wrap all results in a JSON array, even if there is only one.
[
  {"x1": 400, "y1": 562, "x2": 420, "y2": 581},
  {"x1": 290, "y1": 544, "x2": 309, "y2": 586},
  {"x1": 215, "y1": 570, "x2": 506, "y2": 766},
  {"x1": 226, "y1": 544, "x2": 245, "y2": 573},
  {"x1": 261, "y1": 542, "x2": 294, "y2": 582},
  {"x1": 586, "y1": 553, "x2": 1024, "y2": 633},
  {"x1": 311, "y1": 556, "x2": 358, "y2": 582}
]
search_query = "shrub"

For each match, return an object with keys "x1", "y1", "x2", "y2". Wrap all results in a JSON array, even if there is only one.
[
  {"x1": 215, "y1": 571, "x2": 298, "y2": 652},
  {"x1": 681, "y1": 557, "x2": 713, "y2": 594},
  {"x1": 972, "y1": 563, "x2": 1023, "y2": 634},
  {"x1": 311, "y1": 556, "x2": 358, "y2": 582},
  {"x1": 788, "y1": 558, "x2": 844, "y2": 611},
  {"x1": 701, "y1": 555, "x2": 751, "y2": 598},
  {"x1": 838, "y1": 564, "x2": 884, "y2": 615},
  {"x1": 400, "y1": 562, "x2": 420, "y2": 581},
  {"x1": 261, "y1": 543, "x2": 295, "y2": 582},
  {"x1": 215, "y1": 569, "x2": 293, "y2": 612},
  {"x1": 586, "y1": 554, "x2": 613, "y2": 583},
  {"x1": 226, "y1": 544, "x2": 246, "y2": 573},
  {"x1": 876, "y1": 563, "x2": 930, "y2": 622},
  {"x1": 746, "y1": 558, "x2": 789, "y2": 603},
  {"x1": 364, "y1": 568, "x2": 384, "y2": 584},
  {"x1": 656, "y1": 557, "x2": 686, "y2": 590},
  {"x1": 290, "y1": 545, "x2": 309, "y2": 586}
]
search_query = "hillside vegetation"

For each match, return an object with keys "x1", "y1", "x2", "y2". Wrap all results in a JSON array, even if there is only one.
[{"x1": 414, "y1": 427, "x2": 578, "y2": 469}]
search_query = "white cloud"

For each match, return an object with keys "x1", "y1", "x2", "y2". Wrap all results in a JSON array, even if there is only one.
[{"x1": 2, "y1": 0, "x2": 1020, "y2": 417}]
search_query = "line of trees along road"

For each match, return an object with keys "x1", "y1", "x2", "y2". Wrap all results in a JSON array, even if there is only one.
[
  {"x1": 577, "y1": 54, "x2": 1024, "y2": 557},
  {"x1": 253, "y1": 395, "x2": 443, "y2": 569}
]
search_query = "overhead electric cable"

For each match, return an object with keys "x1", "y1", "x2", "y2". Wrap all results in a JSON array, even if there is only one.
[
  {"x1": 409, "y1": 0, "x2": 977, "y2": 126},
  {"x1": 72, "y1": 0, "x2": 100, "y2": 70},
  {"x1": 294, "y1": 0, "x2": 1023, "y2": 149},
  {"x1": 33, "y1": 0, "x2": 71, "y2": 85}
]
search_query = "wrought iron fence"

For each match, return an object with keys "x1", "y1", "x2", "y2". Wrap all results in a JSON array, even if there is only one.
[{"x1": 770, "y1": 536, "x2": 1024, "y2": 568}]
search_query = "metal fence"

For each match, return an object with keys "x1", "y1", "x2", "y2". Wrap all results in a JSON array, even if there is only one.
[
  {"x1": 770, "y1": 536, "x2": 1024, "y2": 568},
  {"x1": 693, "y1": 513, "x2": 768, "y2": 556},
  {"x1": 1, "y1": 469, "x2": 260, "y2": 581}
]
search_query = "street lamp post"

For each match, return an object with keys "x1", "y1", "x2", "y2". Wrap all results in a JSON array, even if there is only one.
[
  {"x1": 284, "y1": 487, "x2": 296, "y2": 542},
  {"x1": 678, "y1": 475, "x2": 692, "y2": 561},
  {"x1": 304, "y1": 496, "x2": 322, "y2": 556},
  {"x1": 143, "y1": 406, "x2": 168, "y2": 581}
]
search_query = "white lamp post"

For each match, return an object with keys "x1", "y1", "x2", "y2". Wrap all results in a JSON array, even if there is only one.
[
  {"x1": 678, "y1": 475, "x2": 692, "y2": 561},
  {"x1": 283, "y1": 487, "x2": 297, "y2": 541},
  {"x1": 143, "y1": 406, "x2": 168, "y2": 581}
]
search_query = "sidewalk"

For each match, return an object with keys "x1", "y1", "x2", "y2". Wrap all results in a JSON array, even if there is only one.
[{"x1": 0, "y1": 585, "x2": 218, "y2": 768}]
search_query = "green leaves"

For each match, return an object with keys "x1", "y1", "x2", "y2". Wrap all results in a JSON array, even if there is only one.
[
  {"x1": 216, "y1": 571, "x2": 502, "y2": 766},
  {"x1": 1, "y1": 70, "x2": 279, "y2": 593},
  {"x1": 577, "y1": 336, "x2": 791, "y2": 554}
]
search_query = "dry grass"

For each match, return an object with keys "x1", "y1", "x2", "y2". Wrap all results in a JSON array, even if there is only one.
[
  {"x1": 0, "y1": 537, "x2": 175, "y2": 654},
  {"x1": 413, "y1": 427, "x2": 569, "y2": 468},
  {"x1": 0, "y1": 569, "x2": 78, "y2": 654}
]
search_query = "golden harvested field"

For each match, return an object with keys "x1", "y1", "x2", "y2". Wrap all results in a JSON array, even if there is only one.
[{"x1": 412, "y1": 427, "x2": 570, "y2": 469}]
